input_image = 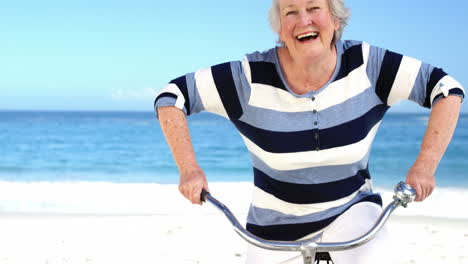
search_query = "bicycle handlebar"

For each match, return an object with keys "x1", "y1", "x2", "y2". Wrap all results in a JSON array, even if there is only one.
[{"x1": 201, "y1": 181, "x2": 416, "y2": 264}]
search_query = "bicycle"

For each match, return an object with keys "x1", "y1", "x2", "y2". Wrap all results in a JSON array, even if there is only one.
[{"x1": 201, "y1": 181, "x2": 416, "y2": 264}]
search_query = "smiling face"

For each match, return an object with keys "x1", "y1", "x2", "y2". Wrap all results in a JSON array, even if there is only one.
[{"x1": 278, "y1": 0, "x2": 339, "y2": 62}]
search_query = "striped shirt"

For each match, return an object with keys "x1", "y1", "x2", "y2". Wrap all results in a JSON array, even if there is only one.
[{"x1": 154, "y1": 40, "x2": 465, "y2": 241}]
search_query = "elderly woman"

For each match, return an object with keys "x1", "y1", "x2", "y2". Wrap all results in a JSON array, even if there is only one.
[{"x1": 154, "y1": 0, "x2": 464, "y2": 263}]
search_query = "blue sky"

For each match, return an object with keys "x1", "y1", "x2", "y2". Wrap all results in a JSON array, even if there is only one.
[{"x1": 1, "y1": 0, "x2": 466, "y2": 112}]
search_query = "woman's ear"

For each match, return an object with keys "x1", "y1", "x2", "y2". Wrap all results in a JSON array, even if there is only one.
[{"x1": 334, "y1": 17, "x2": 340, "y2": 31}]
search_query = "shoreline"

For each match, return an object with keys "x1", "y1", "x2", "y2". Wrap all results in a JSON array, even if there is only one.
[{"x1": 1, "y1": 181, "x2": 468, "y2": 218}]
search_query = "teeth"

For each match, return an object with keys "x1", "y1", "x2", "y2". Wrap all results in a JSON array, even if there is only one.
[{"x1": 297, "y1": 32, "x2": 318, "y2": 40}]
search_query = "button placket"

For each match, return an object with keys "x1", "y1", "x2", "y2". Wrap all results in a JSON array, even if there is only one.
[
  {"x1": 311, "y1": 96, "x2": 320, "y2": 151},
  {"x1": 314, "y1": 129, "x2": 320, "y2": 151},
  {"x1": 311, "y1": 97, "x2": 319, "y2": 127}
]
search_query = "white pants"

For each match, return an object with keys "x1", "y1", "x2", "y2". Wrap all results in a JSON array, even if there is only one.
[{"x1": 245, "y1": 202, "x2": 394, "y2": 264}]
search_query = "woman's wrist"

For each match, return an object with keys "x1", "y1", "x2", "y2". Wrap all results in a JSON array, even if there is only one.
[
  {"x1": 178, "y1": 161, "x2": 202, "y2": 175},
  {"x1": 412, "y1": 154, "x2": 438, "y2": 175}
]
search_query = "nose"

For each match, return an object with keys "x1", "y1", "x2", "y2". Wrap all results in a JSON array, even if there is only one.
[{"x1": 299, "y1": 11, "x2": 313, "y2": 26}]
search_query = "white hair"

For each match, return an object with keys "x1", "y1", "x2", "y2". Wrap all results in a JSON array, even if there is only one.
[{"x1": 268, "y1": 0, "x2": 351, "y2": 45}]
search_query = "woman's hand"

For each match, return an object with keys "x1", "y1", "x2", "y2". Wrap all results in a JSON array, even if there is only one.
[
  {"x1": 178, "y1": 164, "x2": 209, "y2": 205},
  {"x1": 405, "y1": 164, "x2": 435, "y2": 202}
]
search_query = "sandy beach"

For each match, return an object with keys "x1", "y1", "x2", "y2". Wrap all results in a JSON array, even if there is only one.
[{"x1": 0, "y1": 182, "x2": 467, "y2": 264}]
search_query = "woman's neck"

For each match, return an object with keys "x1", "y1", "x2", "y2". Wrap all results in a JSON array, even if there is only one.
[{"x1": 278, "y1": 45, "x2": 337, "y2": 95}]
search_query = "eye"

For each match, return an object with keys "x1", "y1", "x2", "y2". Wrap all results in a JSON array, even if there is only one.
[
  {"x1": 307, "y1": 6, "x2": 320, "y2": 12},
  {"x1": 286, "y1": 10, "x2": 298, "y2": 16}
]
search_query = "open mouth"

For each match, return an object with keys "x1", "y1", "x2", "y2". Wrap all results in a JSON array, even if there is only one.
[{"x1": 296, "y1": 32, "x2": 319, "y2": 42}]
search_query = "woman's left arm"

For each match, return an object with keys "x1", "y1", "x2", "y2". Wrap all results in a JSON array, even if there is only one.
[{"x1": 406, "y1": 95, "x2": 462, "y2": 202}]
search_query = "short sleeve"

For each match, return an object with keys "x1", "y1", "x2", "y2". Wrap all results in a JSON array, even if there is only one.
[
  {"x1": 154, "y1": 73, "x2": 204, "y2": 118},
  {"x1": 154, "y1": 61, "x2": 247, "y2": 120},
  {"x1": 369, "y1": 45, "x2": 465, "y2": 108}
]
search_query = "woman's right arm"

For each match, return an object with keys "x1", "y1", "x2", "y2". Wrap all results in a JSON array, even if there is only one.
[
  {"x1": 158, "y1": 106, "x2": 208, "y2": 205},
  {"x1": 155, "y1": 61, "x2": 246, "y2": 203}
]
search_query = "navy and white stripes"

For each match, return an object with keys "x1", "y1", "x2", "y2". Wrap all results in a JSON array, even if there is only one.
[{"x1": 154, "y1": 40, "x2": 465, "y2": 241}]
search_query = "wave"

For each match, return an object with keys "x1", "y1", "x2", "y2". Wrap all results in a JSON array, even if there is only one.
[
  {"x1": 0, "y1": 181, "x2": 174, "y2": 215},
  {"x1": 0, "y1": 181, "x2": 467, "y2": 220}
]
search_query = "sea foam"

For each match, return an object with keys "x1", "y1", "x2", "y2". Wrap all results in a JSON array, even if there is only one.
[{"x1": 0, "y1": 181, "x2": 467, "y2": 220}]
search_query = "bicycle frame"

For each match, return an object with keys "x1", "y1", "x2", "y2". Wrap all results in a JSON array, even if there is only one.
[{"x1": 201, "y1": 181, "x2": 416, "y2": 264}]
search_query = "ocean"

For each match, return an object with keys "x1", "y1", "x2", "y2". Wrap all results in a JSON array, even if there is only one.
[{"x1": 0, "y1": 110, "x2": 467, "y2": 216}]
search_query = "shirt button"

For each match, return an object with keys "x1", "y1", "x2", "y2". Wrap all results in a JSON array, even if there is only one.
[
  {"x1": 313, "y1": 110, "x2": 317, "y2": 114},
  {"x1": 314, "y1": 121, "x2": 318, "y2": 126},
  {"x1": 311, "y1": 97, "x2": 316, "y2": 101}
]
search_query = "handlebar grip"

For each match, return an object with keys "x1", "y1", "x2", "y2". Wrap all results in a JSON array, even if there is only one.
[
  {"x1": 201, "y1": 189, "x2": 210, "y2": 203},
  {"x1": 394, "y1": 181, "x2": 416, "y2": 207}
]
